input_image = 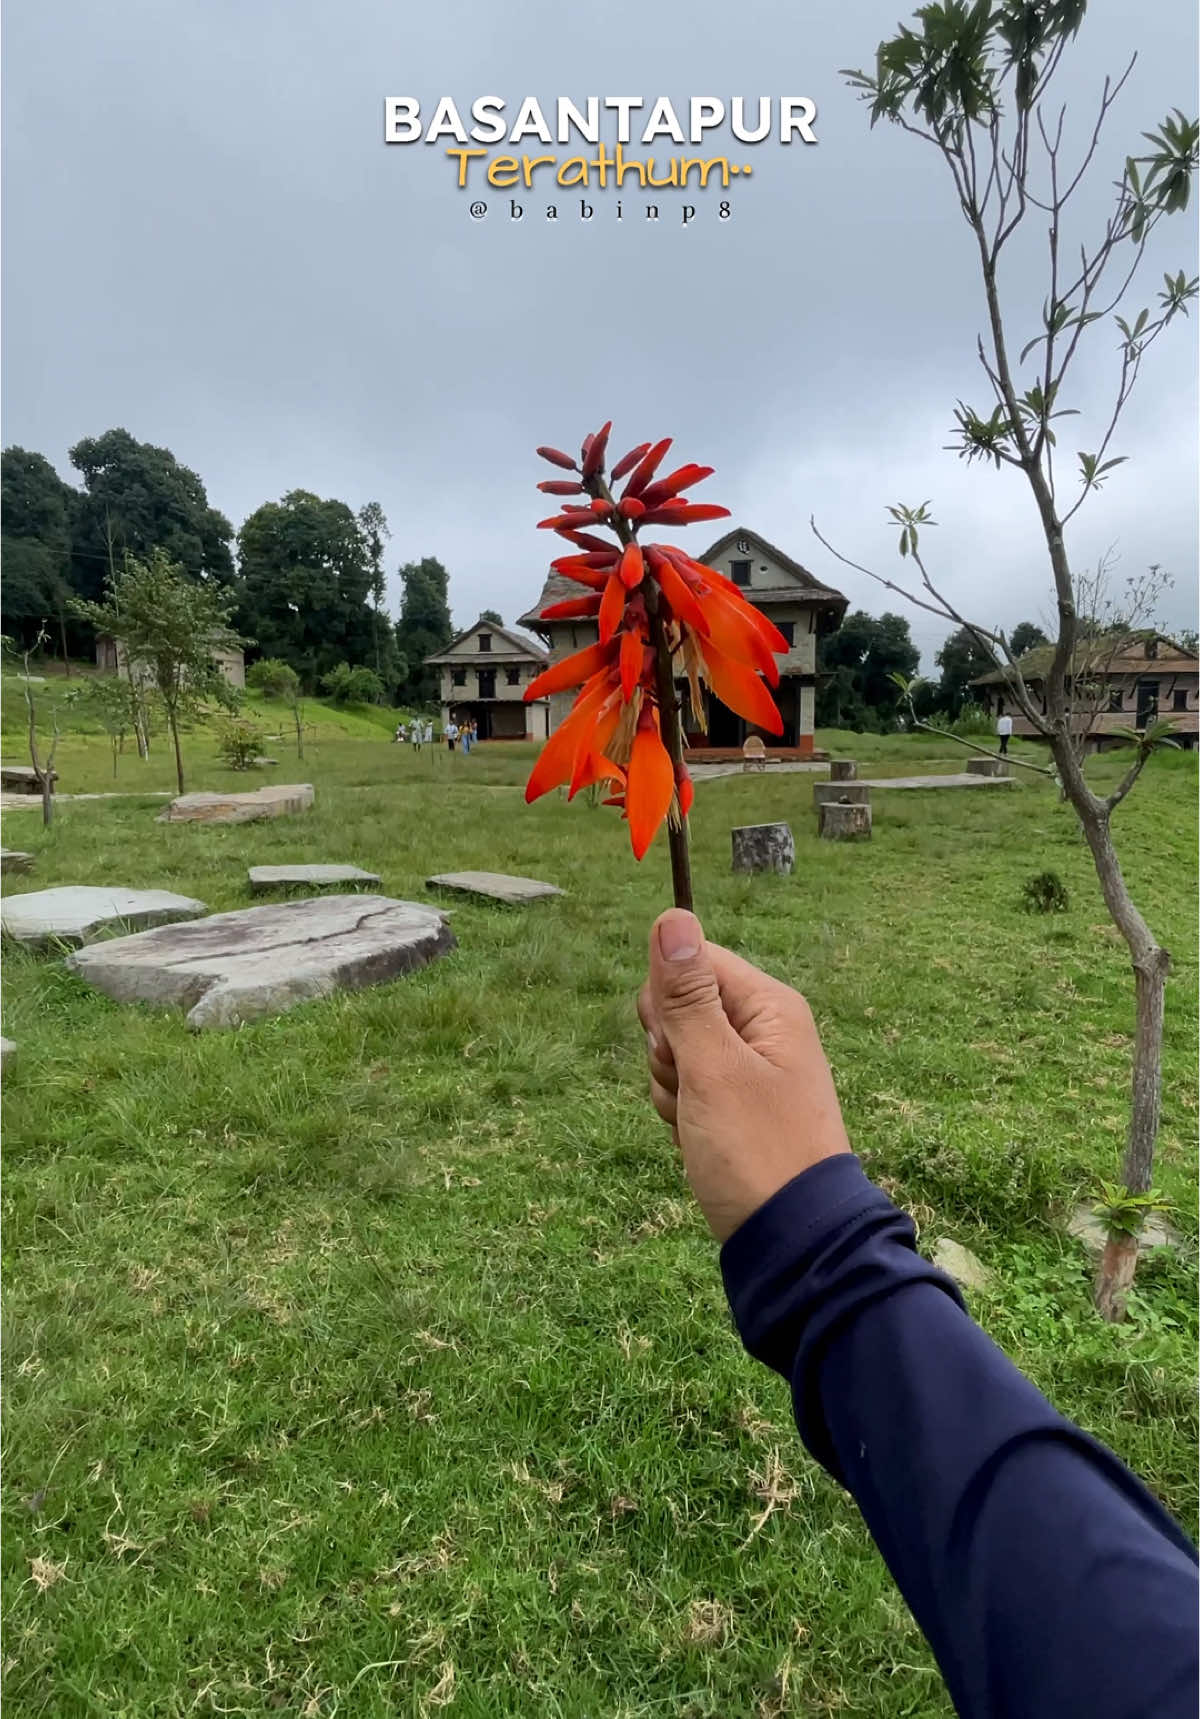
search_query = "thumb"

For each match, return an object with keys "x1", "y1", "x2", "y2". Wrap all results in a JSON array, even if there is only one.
[{"x1": 649, "y1": 910, "x2": 735, "y2": 1072}]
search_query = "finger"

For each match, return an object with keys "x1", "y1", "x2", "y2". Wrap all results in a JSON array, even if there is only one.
[
  {"x1": 648, "y1": 910, "x2": 738, "y2": 1076},
  {"x1": 649, "y1": 1072, "x2": 677, "y2": 1128},
  {"x1": 648, "y1": 1036, "x2": 678, "y2": 1099},
  {"x1": 703, "y1": 941, "x2": 818, "y2": 1065}
]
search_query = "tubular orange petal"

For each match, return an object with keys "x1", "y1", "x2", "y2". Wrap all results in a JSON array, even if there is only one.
[
  {"x1": 523, "y1": 690, "x2": 605, "y2": 801},
  {"x1": 638, "y1": 504, "x2": 731, "y2": 527},
  {"x1": 647, "y1": 549, "x2": 710, "y2": 637},
  {"x1": 551, "y1": 551, "x2": 619, "y2": 571},
  {"x1": 540, "y1": 594, "x2": 603, "y2": 619},
  {"x1": 638, "y1": 465, "x2": 714, "y2": 507},
  {"x1": 598, "y1": 572, "x2": 625, "y2": 645},
  {"x1": 693, "y1": 588, "x2": 780, "y2": 683},
  {"x1": 557, "y1": 528, "x2": 619, "y2": 554},
  {"x1": 622, "y1": 438, "x2": 672, "y2": 498},
  {"x1": 625, "y1": 715, "x2": 675, "y2": 860},
  {"x1": 524, "y1": 640, "x2": 613, "y2": 702},
  {"x1": 677, "y1": 769, "x2": 694, "y2": 818},
  {"x1": 699, "y1": 642, "x2": 783, "y2": 735},
  {"x1": 619, "y1": 543, "x2": 645, "y2": 590},
  {"x1": 619, "y1": 629, "x2": 643, "y2": 701},
  {"x1": 546, "y1": 564, "x2": 607, "y2": 591}
]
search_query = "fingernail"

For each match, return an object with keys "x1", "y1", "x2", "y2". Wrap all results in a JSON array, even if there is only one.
[{"x1": 658, "y1": 910, "x2": 702, "y2": 963}]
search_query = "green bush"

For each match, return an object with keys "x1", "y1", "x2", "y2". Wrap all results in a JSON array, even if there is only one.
[
  {"x1": 1021, "y1": 871, "x2": 1070, "y2": 914},
  {"x1": 246, "y1": 658, "x2": 300, "y2": 701},
  {"x1": 320, "y1": 662, "x2": 385, "y2": 706},
  {"x1": 950, "y1": 701, "x2": 995, "y2": 737},
  {"x1": 215, "y1": 718, "x2": 264, "y2": 770}
]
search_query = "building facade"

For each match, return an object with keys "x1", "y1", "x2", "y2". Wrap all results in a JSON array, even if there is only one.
[
  {"x1": 518, "y1": 526, "x2": 846, "y2": 758},
  {"x1": 96, "y1": 635, "x2": 246, "y2": 689},
  {"x1": 424, "y1": 620, "x2": 551, "y2": 739},
  {"x1": 974, "y1": 633, "x2": 1199, "y2": 750}
]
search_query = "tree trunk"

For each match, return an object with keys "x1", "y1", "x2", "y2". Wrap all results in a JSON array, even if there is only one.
[
  {"x1": 41, "y1": 772, "x2": 53, "y2": 828},
  {"x1": 1094, "y1": 1232, "x2": 1138, "y2": 1323},
  {"x1": 58, "y1": 610, "x2": 72, "y2": 676},
  {"x1": 169, "y1": 711, "x2": 186, "y2": 795}
]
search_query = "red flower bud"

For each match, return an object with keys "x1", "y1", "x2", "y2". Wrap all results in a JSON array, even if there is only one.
[
  {"x1": 619, "y1": 543, "x2": 645, "y2": 590},
  {"x1": 558, "y1": 528, "x2": 622, "y2": 555},
  {"x1": 537, "y1": 479, "x2": 586, "y2": 495},
  {"x1": 621, "y1": 438, "x2": 672, "y2": 499},
  {"x1": 620, "y1": 497, "x2": 646, "y2": 521},
  {"x1": 581, "y1": 420, "x2": 612, "y2": 479},
  {"x1": 610, "y1": 442, "x2": 652, "y2": 482},
  {"x1": 551, "y1": 551, "x2": 619, "y2": 572},
  {"x1": 638, "y1": 465, "x2": 713, "y2": 509},
  {"x1": 590, "y1": 497, "x2": 614, "y2": 518},
  {"x1": 537, "y1": 446, "x2": 578, "y2": 471},
  {"x1": 638, "y1": 504, "x2": 731, "y2": 527}
]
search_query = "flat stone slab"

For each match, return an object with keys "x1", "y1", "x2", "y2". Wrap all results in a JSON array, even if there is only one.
[
  {"x1": 931, "y1": 1237, "x2": 993, "y2": 1292},
  {"x1": 1067, "y1": 1204, "x2": 1180, "y2": 1255},
  {"x1": 66, "y1": 895, "x2": 455, "y2": 1031},
  {"x1": 1, "y1": 764, "x2": 56, "y2": 794},
  {"x1": 249, "y1": 863, "x2": 381, "y2": 892},
  {"x1": 857, "y1": 773, "x2": 1013, "y2": 791},
  {"x1": 426, "y1": 870, "x2": 563, "y2": 905},
  {"x1": 157, "y1": 783, "x2": 314, "y2": 824},
  {"x1": 2, "y1": 886, "x2": 208, "y2": 951},
  {"x1": 1, "y1": 849, "x2": 35, "y2": 875}
]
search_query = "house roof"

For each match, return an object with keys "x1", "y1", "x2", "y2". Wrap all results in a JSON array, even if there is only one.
[
  {"x1": 517, "y1": 526, "x2": 848, "y2": 633},
  {"x1": 424, "y1": 618, "x2": 548, "y2": 666},
  {"x1": 974, "y1": 631, "x2": 1199, "y2": 686}
]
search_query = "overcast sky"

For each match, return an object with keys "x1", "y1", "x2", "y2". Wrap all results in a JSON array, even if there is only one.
[{"x1": 3, "y1": 0, "x2": 1197, "y2": 668}]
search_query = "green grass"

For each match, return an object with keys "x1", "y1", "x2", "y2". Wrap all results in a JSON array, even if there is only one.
[{"x1": 2, "y1": 721, "x2": 1196, "y2": 1717}]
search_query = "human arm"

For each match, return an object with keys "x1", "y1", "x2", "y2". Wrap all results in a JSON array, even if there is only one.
[{"x1": 638, "y1": 909, "x2": 1199, "y2": 1719}]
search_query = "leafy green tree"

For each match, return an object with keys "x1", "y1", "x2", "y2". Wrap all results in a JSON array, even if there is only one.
[
  {"x1": 320, "y1": 662, "x2": 385, "y2": 705},
  {"x1": 68, "y1": 428, "x2": 234, "y2": 601},
  {"x1": 1, "y1": 448, "x2": 80, "y2": 660},
  {"x1": 817, "y1": 610, "x2": 919, "y2": 729},
  {"x1": 478, "y1": 608, "x2": 504, "y2": 626},
  {"x1": 246, "y1": 657, "x2": 301, "y2": 701},
  {"x1": 80, "y1": 674, "x2": 146, "y2": 778},
  {"x1": 236, "y1": 490, "x2": 377, "y2": 687},
  {"x1": 840, "y1": 1, "x2": 1197, "y2": 1316},
  {"x1": 934, "y1": 626, "x2": 998, "y2": 717},
  {"x1": 1010, "y1": 620, "x2": 1048, "y2": 659},
  {"x1": 394, "y1": 558, "x2": 453, "y2": 703},
  {"x1": 358, "y1": 502, "x2": 400, "y2": 689},
  {"x1": 75, "y1": 549, "x2": 242, "y2": 794}
]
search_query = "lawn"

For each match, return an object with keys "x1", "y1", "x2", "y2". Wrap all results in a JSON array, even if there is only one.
[{"x1": 2, "y1": 713, "x2": 1197, "y2": 1717}]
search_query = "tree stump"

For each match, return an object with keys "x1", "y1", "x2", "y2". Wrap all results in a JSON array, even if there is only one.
[
  {"x1": 966, "y1": 756, "x2": 1008, "y2": 776},
  {"x1": 813, "y1": 781, "x2": 870, "y2": 808},
  {"x1": 731, "y1": 822, "x2": 795, "y2": 874},
  {"x1": 819, "y1": 801, "x2": 872, "y2": 841},
  {"x1": 830, "y1": 759, "x2": 857, "y2": 782}
]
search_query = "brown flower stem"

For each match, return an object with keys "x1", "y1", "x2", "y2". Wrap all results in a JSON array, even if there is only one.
[{"x1": 592, "y1": 475, "x2": 695, "y2": 912}]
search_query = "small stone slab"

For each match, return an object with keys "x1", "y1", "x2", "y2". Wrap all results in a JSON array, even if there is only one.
[
  {"x1": 249, "y1": 863, "x2": 381, "y2": 892},
  {"x1": 1, "y1": 764, "x2": 56, "y2": 794},
  {"x1": 931, "y1": 1237, "x2": 992, "y2": 1292},
  {"x1": 966, "y1": 757, "x2": 1009, "y2": 777},
  {"x1": 66, "y1": 895, "x2": 455, "y2": 1031},
  {"x1": 2, "y1": 885, "x2": 208, "y2": 951},
  {"x1": 1, "y1": 849, "x2": 35, "y2": 875},
  {"x1": 158, "y1": 783, "x2": 314, "y2": 824},
  {"x1": 731, "y1": 823, "x2": 795, "y2": 875},
  {"x1": 1067, "y1": 1204, "x2": 1180, "y2": 1255},
  {"x1": 426, "y1": 870, "x2": 563, "y2": 905},
  {"x1": 0, "y1": 1036, "x2": 14, "y2": 1072}
]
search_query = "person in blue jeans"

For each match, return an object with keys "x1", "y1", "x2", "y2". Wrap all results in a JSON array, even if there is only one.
[{"x1": 637, "y1": 909, "x2": 1198, "y2": 1719}]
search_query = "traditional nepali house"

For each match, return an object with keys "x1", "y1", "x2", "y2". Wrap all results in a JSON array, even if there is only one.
[
  {"x1": 518, "y1": 527, "x2": 847, "y2": 759},
  {"x1": 424, "y1": 619, "x2": 551, "y2": 740},
  {"x1": 96, "y1": 635, "x2": 246, "y2": 689},
  {"x1": 973, "y1": 631, "x2": 1199, "y2": 751}
]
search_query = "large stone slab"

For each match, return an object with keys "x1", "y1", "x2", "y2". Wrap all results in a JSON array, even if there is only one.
[
  {"x1": 1, "y1": 764, "x2": 56, "y2": 795},
  {"x1": 425, "y1": 870, "x2": 563, "y2": 905},
  {"x1": 931, "y1": 1237, "x2": 993, "y2": 1293},
  {"x1": 1, "y1": 849, "x2": 35, "y2": 875},
  {"x1": 2, "y1": 886, "x2": 208, "y2": 951},
  {"x1": 66, "y1": 895, "x2": 455, "y2": 1031},
  {"x1": 157, "y1": 783, "x2": 314, "y2": 824},
  {"x1": 249, "y1": 863, "x2": 381, "y2": 892}
]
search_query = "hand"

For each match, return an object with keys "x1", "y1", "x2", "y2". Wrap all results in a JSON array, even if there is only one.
[{"x1": 638, "y1": 909, "x2": 852, "y2": 1242}]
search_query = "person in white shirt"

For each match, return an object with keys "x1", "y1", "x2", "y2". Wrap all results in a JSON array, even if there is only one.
[
  {"x1": 445, "y1": 720, "x2": 460, "y2": 753},
  {"x1": 423, "y1": 721, "x2": 433, "y2": 746},
  {"x1": 996, "y1": 712, "x2": 1013, "y2": 756}
]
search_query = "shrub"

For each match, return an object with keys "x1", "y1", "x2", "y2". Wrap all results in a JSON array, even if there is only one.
[
  {"x1": 320, "y1": 662, "x2": 385, "y2": 706},
  {"x1": 246, "y1": 658, "x2": 300, "y2": 701},
  {"x1": 950, "y1": 701, "x2": 994, "y2": 737},
  {"x1": 215, "y1": 718, "x2": 264, "y2": 770},
  {"x1": 1021, "y1": 871, "x2": 1069, "y2": 914}
]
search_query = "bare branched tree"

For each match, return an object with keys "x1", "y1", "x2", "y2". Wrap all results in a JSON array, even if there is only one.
[{"x1": 832, "y1": 3, "x2": 1197, "y2": 1318}]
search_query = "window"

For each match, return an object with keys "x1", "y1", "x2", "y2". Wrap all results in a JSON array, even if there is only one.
[
  {"x1": 730, "y1": 560, "x2": 752, "y2": 587},
  {"x1": 478, "y1": 632, "x2": 492, "y2": 652},
  {"x1": 1107, "y1": 688, "x2": 1122, "y2": 712},
  {"x1": 451, "y1": 667, "x2": 466, "y2": 687},
  {"x1": 477, "y1": 668, "x2": 496, "y2": 699},
  {"x1": 776, "y1": 621, "x2": 795, "y2": 648},
  {"x1": 505, "y1": 667, "x2": 521, "y2": 686},
  {"x1": 1173, "y1": 688, "x2": 1188, "y2": 712},
  {"x1": 1145, "y1": 637, "x2": 1158, "y2": 659}
]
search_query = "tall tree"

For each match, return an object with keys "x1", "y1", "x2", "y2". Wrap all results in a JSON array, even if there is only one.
[
  {"x1": 934, "y1": 626, "x2": 998, "y2": 716},
  {"x1": 75, "y1": 549, "x2": 242, "y2": 794},
  {"x1": 1010, "y1": 620, "x2": 1049, "y2": 659},
  {"x1": 1, "y1": 448, "x2": 80, "y2": 660},
  {"x1": 236, "y1": 490, "x2": 377, "y2": 688},
  {"x1": 69, "y1": 428, "x2": 234, "y2": 600},
  {"x1": 358, "y1": 501, "x2": 398, "y2": 687},
  {"x1": 394, "y1": 557, "x2": 453, "y2": 703},
  {"x1": 478, "y1": 608, "x2": 504, "y2": 626},
  {"x1": 835, "y1": 2, "x2": 1197, "y2": 1316},
  {"x1": 817, "y1": 610, "x2": 920, "y2": 729}
]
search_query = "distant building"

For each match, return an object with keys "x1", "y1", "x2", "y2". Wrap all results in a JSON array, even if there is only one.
[
  {"x1": 973, "y1": 632, "x2": 1198, "y2": 750},
  {"x1": 518, "y1": 526, "x2": 847, "y2": 758},
  {"x1": 424, "y1": 619, "x2": 551, "y2": 739},
  {"x1": 96, "y1": 635, "x2": 246, "y2": 689}
]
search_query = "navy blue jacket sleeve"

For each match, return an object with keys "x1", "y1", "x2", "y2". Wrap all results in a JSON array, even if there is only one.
[{"x1": 720, "y1": 1154, "x2": 1199, "y2": 1719}]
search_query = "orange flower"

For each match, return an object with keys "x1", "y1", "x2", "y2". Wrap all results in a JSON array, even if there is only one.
[{"x1": 528, "y1": 425, "x2": 787, "y2": 859}]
